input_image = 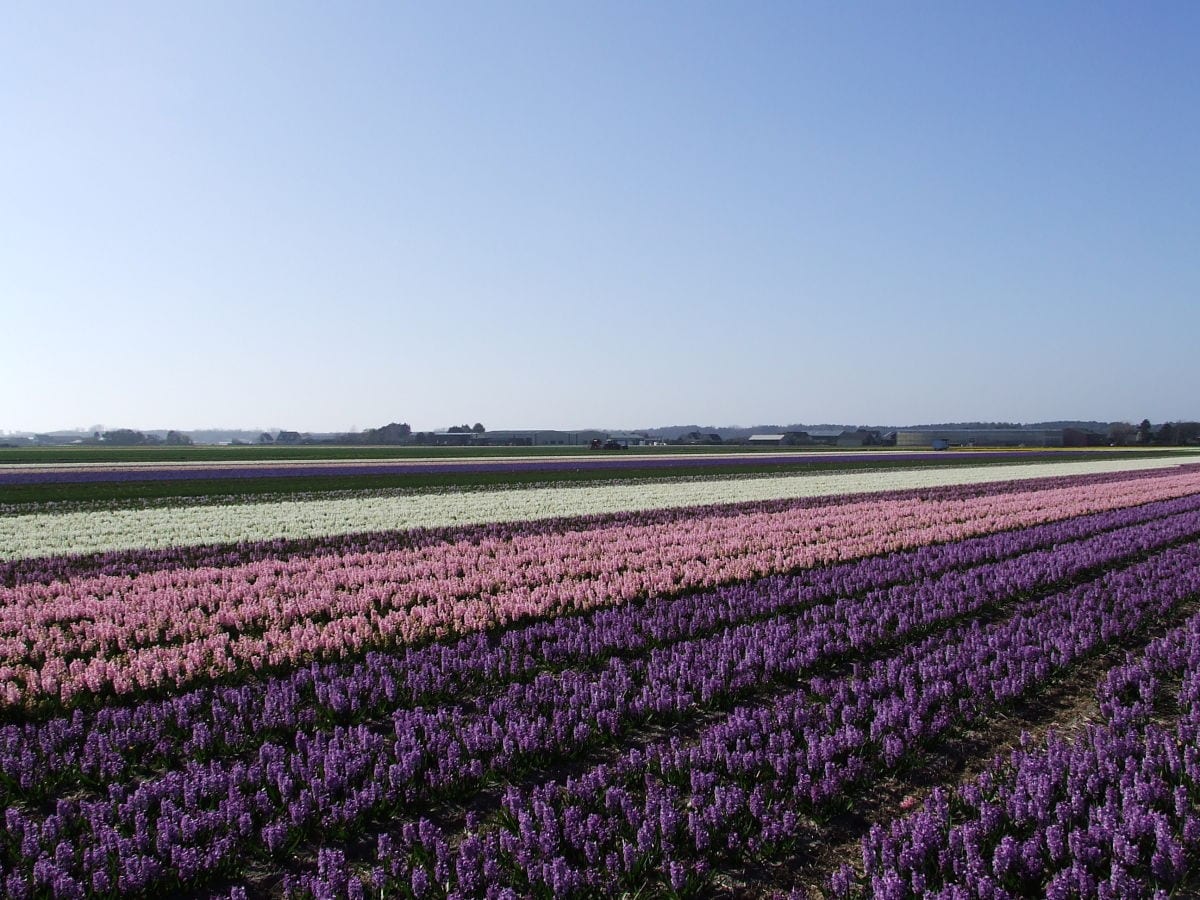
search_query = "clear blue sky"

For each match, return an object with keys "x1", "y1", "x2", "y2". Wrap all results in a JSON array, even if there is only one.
[{"x1": 3, "y1": 1, "x2": 1197, "y2": 433}]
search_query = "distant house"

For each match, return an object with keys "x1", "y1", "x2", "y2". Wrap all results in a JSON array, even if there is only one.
[
  {"x1": 605, "y1": 432, "x2": 654, "y2": 447},
  {"x1": 747, "y1": 432, "x2": 811, "y2": 446},
  {"x1": 799, "y1": 429, "x2": 882, "y2": 448},
  {"x1": 1062, "y1": 428, "x2": 1107, "y2": 447},
  {"x1": 473, "y1": 430, "x2": 607, "y2": 446},
  {"x1": 836, "y1": 429, "x2": 882, "y2": 448},
  {"x1": 806, "y1": 430, "x2": 844, "y2": 447}
]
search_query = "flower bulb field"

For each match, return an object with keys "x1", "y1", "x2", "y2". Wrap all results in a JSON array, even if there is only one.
[{"x1": 3, "y1": 449, "x2": 1200, "y2": 898}]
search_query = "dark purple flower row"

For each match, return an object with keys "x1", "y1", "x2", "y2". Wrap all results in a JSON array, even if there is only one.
[
  {"x1": 281, "y1": 534, "x2": 1200, "y2": 898},
  {"x1": 841, "y1": 605, "x2": 1200, "y2": 898},
  {"x1": 0, "y1": 451, "x2": 1085, "y2": 486},
  {"x1": 4, "y1": 493, "x2": 1196, "y2": 808},
  {"x1": 3, "y1": 465, "x2": 1188, "y2": 588},
  {"x1": 5, "y1": 507, "x2": 1198, "y2": 898}
]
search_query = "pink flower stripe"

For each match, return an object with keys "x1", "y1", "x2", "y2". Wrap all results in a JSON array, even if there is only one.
[{"x1": 2, "y1": 470, "x2": 1200, "y2": 708}]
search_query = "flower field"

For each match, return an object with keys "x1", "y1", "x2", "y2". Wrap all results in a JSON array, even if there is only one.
[
  {"x1": 0, "y1": 450, "x2": 1128, "y2": 487},
  {"x1": 3, "y1": 454, "x2": 1200, "y2": 897},
  {"x1": 0, "y1": 456, "x2": 1187, "y2": 562}
]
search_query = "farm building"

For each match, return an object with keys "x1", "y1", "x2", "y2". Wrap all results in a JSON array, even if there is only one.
[
  {"x1": 472, "y1": 429, "x2": 608, "y2": 446},
  {"x1": 895, "y1": 429, "x2": 1065, "y2": 448},
  {"x1": 803, "y1": 429, "x2": 883, "y2": 448},
  {"x1": 747, "y1": 432, "x2": 811, "y2": 446},
  {"x1": 604, "y1": 432, "x2": 656, "y2": 446}
]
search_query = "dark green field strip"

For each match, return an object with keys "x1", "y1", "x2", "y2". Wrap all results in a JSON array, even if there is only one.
[{"x1": 0, "y1": 453, "x2": 1166, "y2": 507}]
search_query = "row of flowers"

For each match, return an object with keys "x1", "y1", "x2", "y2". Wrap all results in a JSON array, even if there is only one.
[
  {"x1": 278, "y1": 522, "x2": 1200, "y2": 898},
  {"x1": 840, "y1": 601, "x2": 1200, "y2": 898},
  {"x1": 1, "y1": 457, "x2": 1192, "y2": 562},
  {"x1": 4, "y1": 495, "x2": 1193, "y2": 807},
  {"x1": 4, "y1": 470, "x2": 1200, "y2": 707},
  {"x1": 2, "y1": 466, "x2": 1182, "y2": 588},
  {"x1": 4, "y1": 507, "x2": 1199, "y2": 897}
]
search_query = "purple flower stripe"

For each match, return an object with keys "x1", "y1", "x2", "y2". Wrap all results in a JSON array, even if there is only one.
[
  {"x1": 3, "y1": 492, "x2": 1197, "y2": 806},
  {"x1": 842, "y1": 605, "x2": 1200, "y2": 899},
  {"x1": 283, "y1": 536, "x2": 1200, "y2": 898},
  {"x1": 4, "y1": 506, "x2": 1200, "y2": 896}
]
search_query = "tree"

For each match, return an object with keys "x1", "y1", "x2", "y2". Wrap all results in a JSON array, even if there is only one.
[
  {"x1": 472, "y1": 423, "x2": 485, "y2": 434},
  {"x1": 1156, "y1": 422, "x2": 1178, "y2": 445},
  {"x1": 1107, "y1": 422, "x2": 1135, "y2": 446},
  {"x1": 101, "y1": 429, "x2": 149, "y2": 445},
  {"x1": 165, "y1": 431, "x2": 193, "y2": 446},
  {"x1": 364, "y1": 422, "x2": 411, "y2": 443},
  {"x1": 1137, "y1": 419, "x2": 1154, "y2": 443}
]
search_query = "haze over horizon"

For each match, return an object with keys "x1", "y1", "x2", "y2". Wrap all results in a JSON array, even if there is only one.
[
  {"x1": 4, "y1": 2, "x2": 1197, "y2": 433},
  {"x1": 3, "y1": 417, "x2": 1172, "y2": 441}
]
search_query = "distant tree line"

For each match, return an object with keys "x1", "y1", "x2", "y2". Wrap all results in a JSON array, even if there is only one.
[
  {"x1": 30, "y1": 420, "x2": 1200, "y2": 449},
  {"x1": 256, "y1": 421, "x2": 489, "y2": 446},
  {"x1": 1110, "y1": 420, "x2": 1200, "y2": 446},
  {"x1": 77, "y1": 429, "x2": 194, "y2": 446},
  {"x1": 345, "y1": 422, "x2": 413, "y2": 444}
]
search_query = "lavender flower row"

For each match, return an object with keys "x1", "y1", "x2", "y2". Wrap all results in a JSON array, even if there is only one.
[
  {"x1": 284, "y1": 535, "x2": 1200, "y2": 898},
  {"x1": 5, "y1": 494, "x2": 1196, "y2": 810},
  {"x1": 842, "y1": 605, "x2": 1200, "y2": 898},
  {"x1": 4, "y1": 509, "x2": 1199, "y2": 897},
  {"x1": 3, "y1": 466, "x2": 1182, "y2": 588}
]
